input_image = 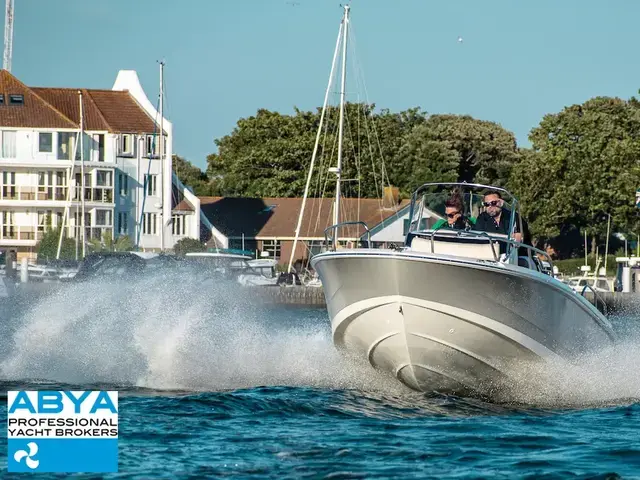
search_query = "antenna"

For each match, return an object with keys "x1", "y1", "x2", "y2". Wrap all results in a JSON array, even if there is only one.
[{"x1": 3, "y1": 0, "x2": 13, "y2": 71}]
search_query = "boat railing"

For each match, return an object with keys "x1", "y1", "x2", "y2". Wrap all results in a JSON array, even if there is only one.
[
  {"x1": 580, "y1": 283, "x2": 609, "y2": 316},
  {"x1": 324, "y1": 221, "x2": 372, "y2": 251}
]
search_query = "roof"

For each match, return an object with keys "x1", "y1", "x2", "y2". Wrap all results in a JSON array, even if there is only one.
[
  {"x1": 0, "y1": 70, "x2": 77, "y2": 129},
  {"x1": 198, "y1": 196, "x2": 411, "y2": 239},
  {"x1": 0, "y1": 70, "x2": 163, "y2": 134},
  {"x1": 173, "y1": 199, "x2": 194, "y2": 212}
]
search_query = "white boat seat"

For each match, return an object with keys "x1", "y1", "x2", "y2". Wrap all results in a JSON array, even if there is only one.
[{"x1": 409, "y1": 234, "x2": 503, "y2": 261}]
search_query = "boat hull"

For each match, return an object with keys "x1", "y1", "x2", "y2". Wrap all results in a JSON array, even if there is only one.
[{"x1": 311, "y1": 250, "x2": 616, "y2": 395}]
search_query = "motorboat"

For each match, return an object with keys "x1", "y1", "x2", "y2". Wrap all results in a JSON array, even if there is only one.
[{"x1": 310, "y1": 182, "x2": 617, "y2": 396}]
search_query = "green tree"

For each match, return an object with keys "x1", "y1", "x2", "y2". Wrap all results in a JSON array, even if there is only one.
[
  {"x1": 414, "y1": 114, "x2": 521, "y2": 187},
  {"x1": 36, "y1": 227, "x2": 76, "y2": 262},
  {"x1": 510, "y1": 96, "x2": 640, "y2": 255},
  {"x1": 395, "y1": 125, "x2": 459, "y2": 194},
  {"x1": 173, "y1": 155, "x2": 214, "y2": 196},
  {"x1": 89, "y1": 232, "x2": 134, "y2": 253},
  {"x1": 174, "y1": 237, "x2": 206, "y2": 255},
  {"x1": 206, "y1": 105, "x2": 518, "y2": 199}
]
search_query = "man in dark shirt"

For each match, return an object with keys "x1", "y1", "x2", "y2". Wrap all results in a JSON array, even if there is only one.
[{"x1": 474, "y1": 190, "x2": 528, "y2": 255}]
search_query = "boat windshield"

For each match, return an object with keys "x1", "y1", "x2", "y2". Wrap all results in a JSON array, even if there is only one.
[{"x1": 408, "y1": 183, "x2": 522, "y2": 240}]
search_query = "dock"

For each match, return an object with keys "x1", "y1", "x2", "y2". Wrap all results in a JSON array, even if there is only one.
[
  {"x1": 255, "y1": 286, "x2": 326, "y2": 307},
  {"x1": 5, "y1": 276, "x2": 640, "y2": 314},
  {"x1": 583, "y1": 291, "x2": 640, "y2": 315}
]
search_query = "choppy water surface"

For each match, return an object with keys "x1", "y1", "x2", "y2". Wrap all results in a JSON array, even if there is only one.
[{"x1": 0, "y1": 273, "x2": 639, "y2": 479}]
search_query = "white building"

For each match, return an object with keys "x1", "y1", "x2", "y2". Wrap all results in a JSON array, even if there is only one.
[{"x1": 0, "y1": 69, "x2": 203, "y2": 261}]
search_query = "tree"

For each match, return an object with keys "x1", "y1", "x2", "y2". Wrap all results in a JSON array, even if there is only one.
[
  {"x1": 510, "y1": 96, "x2": 640, "y2": 255},
  {"x1": 36, "y1": 227, "x2": 76, "y2": 262},
  {"x1": 395, "y1": 125, "x2": 459, "y2": 194},
  {"x1": 415, "y1": 115, "x2": 521, "y2": 187},
  {"x1": 206, "y1": 105, "x2": 519, "y2": 199},
  {"x1": 88, "y1": 232, "x2": 134, "y2": 253},
  {"x1": 173, "y1": 155, "x2": 214, "y2": 196},
  {"x1": 173, "y1": 237, "x2": 206, "y2": 255}
]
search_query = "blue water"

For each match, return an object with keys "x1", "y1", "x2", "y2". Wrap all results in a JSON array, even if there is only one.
[{"x1": 0, "y1": 275, "x2": 640, "y2": 479}]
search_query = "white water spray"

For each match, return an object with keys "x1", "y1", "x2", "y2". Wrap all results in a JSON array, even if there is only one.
[{"x1": 0, "y1": 273, "x2": 402, "y2": 394}]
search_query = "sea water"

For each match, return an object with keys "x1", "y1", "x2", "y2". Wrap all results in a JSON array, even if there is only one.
[{"x1": 0, "y1": 273, "x2": 639, "y2": 479}]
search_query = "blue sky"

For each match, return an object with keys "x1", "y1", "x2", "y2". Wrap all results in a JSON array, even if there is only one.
[{"x1": 8, "y1": 0, "x2": 640, "y2": 170}]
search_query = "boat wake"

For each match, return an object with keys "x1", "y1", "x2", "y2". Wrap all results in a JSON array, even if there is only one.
[
  {"x1": 493, "y1": 322, "x2": 640, "y2": 408},
  {"x1": 0, "y1": 272, "x2": 403, "y2": 394}
]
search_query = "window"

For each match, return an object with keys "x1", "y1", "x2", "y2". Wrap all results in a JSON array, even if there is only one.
[
  {"x1": 0, "y1": 95, "x2": 4, "y2": 104},
  {"x1": 1, "y1": 171, "x2": 16, "y2": 199},
  {"x1": 93, "y1": 134, "x2": 105, "y2": 162},
  {"x1": 2, "y1": 130, "x2": 16, "y2": 158},
  {"x1": 57, "y1": 132, "x2": 75, "y2": 160},
  {"x1": 118, "y1": 212, "x2": 128, "y2": 235},
  {"x1": 262, "y1": 240, "x2": 281, "y2": 260},
  {"x1": 37, "y1": 210, "x2": 53, "y2": 234},
  {"x1": 37, "y1": 171, "x2": 53, "y2": 200},
  {"x1": 39, "y1": 132, "x2": 53, "y2": 153},
  {"x1": 144, "y1": 174, "x2": 157, "y2": 196},
  {"x1": 172, "y1": 214, "x2": 186, "y2": 236},
  {"x1": 55, "y1": 171, "x2": 66, "y2": 201},
  {"x1": 2, "y1": 211, "x2": 14, "y2": 239},
  {"x1": 119, "y1": 134, "x2": 133, "y2": 156},
  {"x1": 119, "y1": 172, "x2": 128, "y2": 196},
  {"x1": 96, "y1": 170, "x2": 112, "y2": 187},
  {"x1": 9, "y1": 94, "x2": 23, "y2": 105},
  {"x1": 143, "y1": 213, "x2": 157, "y2": 235},
  {"x1": 145, "y1": 135, "x2": 158, "y2": 157},
  {"x1": 96, "y1": 209, "x2": 112, "y2": 226}
]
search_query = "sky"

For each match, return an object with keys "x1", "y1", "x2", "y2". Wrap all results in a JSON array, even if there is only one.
[{"x1": 7, "y1": 0, "x2": 640, "y2": 170}]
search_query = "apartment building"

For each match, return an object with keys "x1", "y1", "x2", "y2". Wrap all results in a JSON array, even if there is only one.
[{"x1": 0, "y1": 69, "x2": 204, "y2": 261}]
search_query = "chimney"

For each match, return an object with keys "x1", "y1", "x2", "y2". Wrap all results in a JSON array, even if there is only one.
[{"x1": 382, "y1": 186, "x2": 400, "y2": 209}]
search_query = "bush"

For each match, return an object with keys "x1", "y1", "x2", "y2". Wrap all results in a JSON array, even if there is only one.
[
  {"x1": 553, "y1": 254, "x2": 618, "y2": 277},
  {"x1": 174, "y1": 237, "x2": 206, "y2": 255},
  {"x1": 36, "y1": 227, "x2": 77, "y2": 262}
]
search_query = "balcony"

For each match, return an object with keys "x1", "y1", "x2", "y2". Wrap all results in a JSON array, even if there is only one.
[
  {"x1": 0, "y1": 186, "x2": 113, "y2": 204},
  {"x1": 0, "y1": 225, "x2": 114, "y2": 244},
  {"x1": 0, "y1": 226, "x2": 38, "y2": 244},
  {"x1": 71, "y1": 187, "x2": 113, "y2": 204},
  {"x1": 0, "y1": 187, "x2": 68, "y2": 202}
]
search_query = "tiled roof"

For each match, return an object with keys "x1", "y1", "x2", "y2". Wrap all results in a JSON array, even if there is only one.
[
  {"x1": 31, "y1": 88, "x2": 111, "y2": 131},
  {"x1": 0, "y1": 70, "x2": 77, "y2": 129},
  {"x1": 0, "y1": 70, "x2": 163, "y2": 134},
  {"x1": 173, "y1": 199, "x2": 194, "y2": 212},
  {"x1": 198, "y1": 196, "x2": 411, "y2": 239},
  {"x1": 84, "y1": 89, "x2": 164, "y2": 134},
  {"x1": 31, "y1": 87, "x2": 162, "y2": 134}
]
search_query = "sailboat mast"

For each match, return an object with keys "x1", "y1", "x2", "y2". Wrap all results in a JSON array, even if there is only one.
[
  {"x1": 333, "y1": 4, "x2": 349, "y2": 250},
  {"x1": 159, "y1": 60, "x2": 165, "y2": 252},
  {"x1": 79, "y1": 90, "x2": 86, "y2": 258},
  {"x1": 56, "y1": 130, "x2": 80, "y2": 260},
  {"x1": 286, "y1": 18, "x2": 344, "y2": 273}
]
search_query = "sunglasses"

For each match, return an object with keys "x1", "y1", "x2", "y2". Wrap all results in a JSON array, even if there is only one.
[
  {"x1": 482, "y1": 200, "x2": 500, "y2": 207},
  {"x1": 445, "y1": 211, "x2": 460, "y2": 218}
]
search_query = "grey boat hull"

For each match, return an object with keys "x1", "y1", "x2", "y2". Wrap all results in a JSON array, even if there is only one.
[{"x1": 311, "y1": 250, "x2": 616, "y2": 395}]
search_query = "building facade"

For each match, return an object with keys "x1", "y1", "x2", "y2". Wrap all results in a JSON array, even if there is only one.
[{"x1": 0, "y1": 69, "x2": 201, "y2": 261}]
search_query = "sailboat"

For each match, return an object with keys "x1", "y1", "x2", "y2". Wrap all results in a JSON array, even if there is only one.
[{"x1": 306, "y1": 6, "x2": 617, "y2": 397}]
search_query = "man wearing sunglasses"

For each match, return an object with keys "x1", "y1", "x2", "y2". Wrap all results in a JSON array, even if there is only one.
[{"x1": 473, "y1": 190, "x2": 525, "y2": 243}]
